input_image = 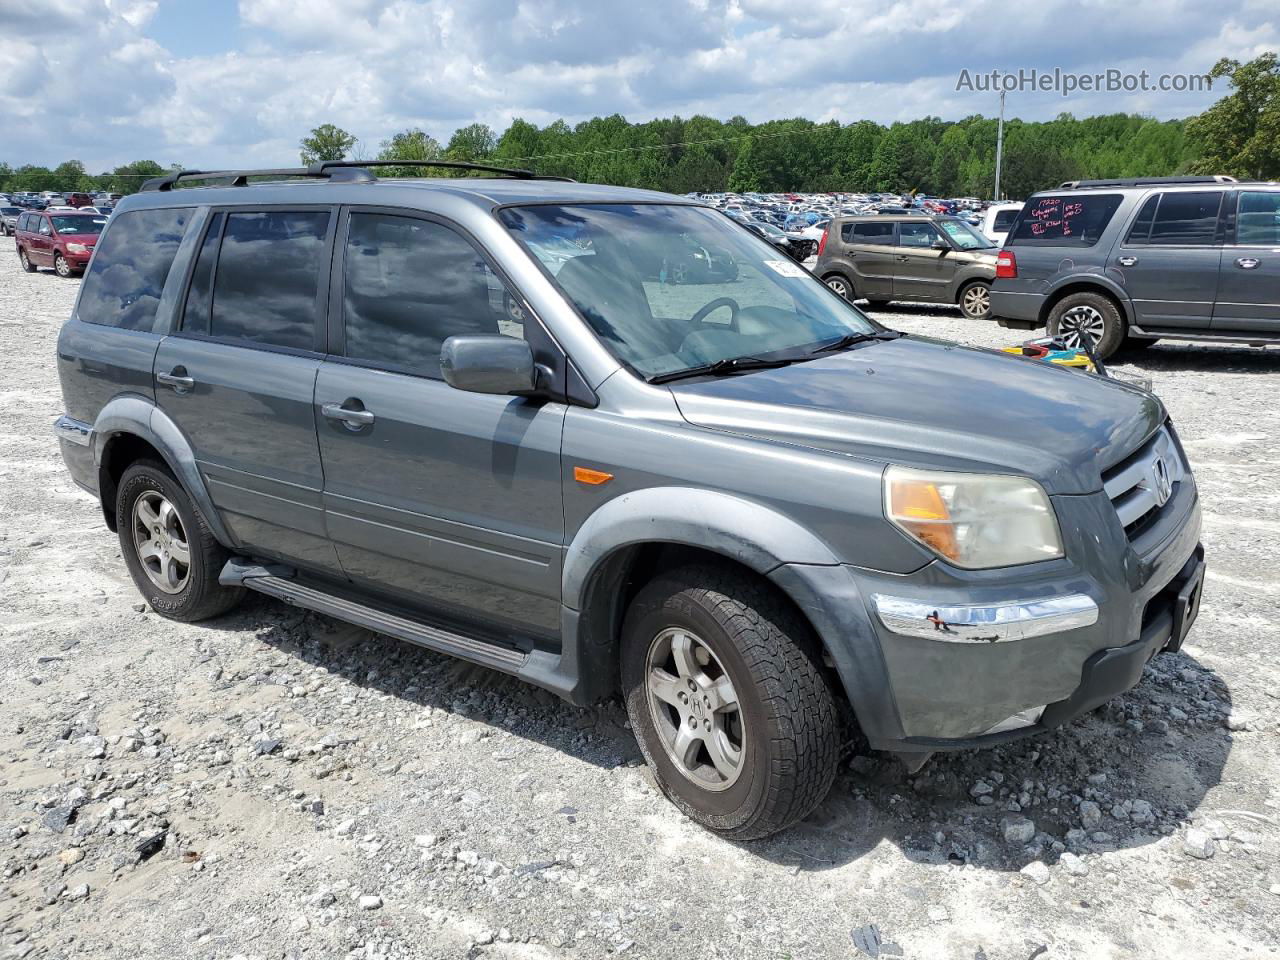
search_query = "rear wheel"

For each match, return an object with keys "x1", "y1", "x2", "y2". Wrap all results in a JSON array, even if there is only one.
[
  {"x1": 19, "y1": 248, "x2": 36, "y2": 272},
  {"x1": 823, "y1": 274, "x2": 853, "y2": 301},
  {"x1": 621, "y1": 564, "x2": 840, "y2": 840},
  {"x1": 1047, "y1": 290, "x2": 1126, "y2": 360},
  {"x1": 958, "y1": 281, "x2": 992, "y2": 320},
  {"x1": 116, "y1": 459, "x2": 244, "y2": 622}
]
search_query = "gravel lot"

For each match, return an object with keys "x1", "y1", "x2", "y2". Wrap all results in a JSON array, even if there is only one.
[{"x1": 1, "y1": 250, "x2": 1278, "y2": 960}]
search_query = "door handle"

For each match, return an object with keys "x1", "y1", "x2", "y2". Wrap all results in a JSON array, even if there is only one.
[
  {"x1": 321, "y1": 401, "x2": 375, "y2": 428},
  {"x1": 1118, "y1": 256, "x2": 1138, "y2": 267},
  {"x1": 895, "y1": 255, "x2": 909, "y2": 261},
  {"x1": 156, "y1": 368, "x2": 195, "y2": 392},
  {"x1": 1236, "y1": 257, "x2": 1260, "y2": 270}
]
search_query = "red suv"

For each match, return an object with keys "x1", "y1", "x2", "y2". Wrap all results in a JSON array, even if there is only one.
[
  {"x1": 14, "y1": 210, "x2": 108, "y2": 277},
  {"x1": 66, "y1": 193, "x2": 94, "y2": 208}
]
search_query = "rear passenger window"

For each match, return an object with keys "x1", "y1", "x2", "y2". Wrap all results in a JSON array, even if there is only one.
[
  {"x1": 1146, "y1": 192, "x2": 1222, "y2": 246},
  {"x1": 1009, "y1": 194, "x2": 1122, "y2": 247},
  {"x1": 1125, "y1": 195, "x2": 1159, "y2": 244},
  {"x1": 342, "y1": 213, "x2": 523, "y2": 377},
  {"x1": 1237, "y1": 191, "x2": 1280, "y2": 245},
  {"x1": 76, "y1": 207, "x2": 194, "y2": 331},
  {"x1": 180, "y1": 213, "x2": 224, "y2": 334},
  {"x1": 210, "y1": 211, "x2": 330, "y2": 351},
  {"x1": 844, "y1": 221, "x2": 894, "y2": 245}
]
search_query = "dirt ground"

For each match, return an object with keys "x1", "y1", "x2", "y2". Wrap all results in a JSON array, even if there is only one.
[{"x1": 1, "y1": 250, "x2": 1278, "y2": 960}]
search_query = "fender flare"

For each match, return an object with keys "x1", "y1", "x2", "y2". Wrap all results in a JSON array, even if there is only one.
[
  {"x1": 93, "y1": 395, "x2": 236, "y2": 547},
  {"x1": 562, "y1": 486, "x2": 840, "y2": 613}
]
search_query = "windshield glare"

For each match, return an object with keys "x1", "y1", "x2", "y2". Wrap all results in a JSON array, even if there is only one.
[
  {"x1": 52, "y1": 215, "x2": 106, "y2": 235},
  {"x1": 938, "y1": 218, "x2": 995, "y2": 250},
  {"x1": 500, "y1": 203, "x2": 878, "y2": 379}
]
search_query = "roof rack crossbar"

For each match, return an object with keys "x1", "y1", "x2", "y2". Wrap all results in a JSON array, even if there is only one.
[
  {"x1": 315, "y1": 159, "x2": 576, "y2": 182},
  {"x1": 1057, "y1": 175, "x2": 1241, "y2": 189}
]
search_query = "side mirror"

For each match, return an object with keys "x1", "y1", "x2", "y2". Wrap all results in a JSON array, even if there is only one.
[
  {"x1": 440, "y1": 335, "x2": 539, "y2": 396},
  {"x1": 931, "y1": 239, "x2": 951, "y2": 252}
]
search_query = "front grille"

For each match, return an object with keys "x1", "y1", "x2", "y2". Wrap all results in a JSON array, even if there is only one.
[{"x1": 1102, "y1": 427, "x2": 1185, "y2": 539}]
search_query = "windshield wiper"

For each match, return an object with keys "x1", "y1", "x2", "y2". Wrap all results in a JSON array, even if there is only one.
[
  {"x1": 812, "y1": 330, "x2": 905, "y2": 353},
  {"x1": 649, "y1": 355, "x2": 796, "y2": 384}
]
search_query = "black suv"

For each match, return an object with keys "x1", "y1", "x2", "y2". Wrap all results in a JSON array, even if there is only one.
[{"x1": 991, "y1": 175, "x2": 1280, "y2": 358}]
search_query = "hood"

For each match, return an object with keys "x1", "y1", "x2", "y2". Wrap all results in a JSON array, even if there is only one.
[{"x1": 668, "y1": 336, "x2": 1165, "y2": 495}]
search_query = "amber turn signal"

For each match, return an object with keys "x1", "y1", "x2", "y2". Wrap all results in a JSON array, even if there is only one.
[{"x1": 573, "y1": 466, "x2": 613, "y2": 486}]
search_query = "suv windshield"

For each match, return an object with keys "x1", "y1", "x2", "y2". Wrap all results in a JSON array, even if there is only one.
[
  {"x1": 500, "y1": 203, "x2": 878, "y2": 379},
  {"x1": 51, "y1": 215, "x2": 107, "y2": 235},
  {"x1": 937, "y1": 218, "x2": 995, "y2": 250}
]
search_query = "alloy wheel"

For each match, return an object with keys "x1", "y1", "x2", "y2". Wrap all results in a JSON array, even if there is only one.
[
  {"x1": 644, "y1": 627, "x2": 746, "y2": 791},
  {"x1": 825, "y1": 277, "x2": 850, "y2": 300},
  {"x1": 1058, "y1": 304, "x2": 1107, "y2": 349},
  {"x1": 962, "y1": 284, "x2": 990, "y2": 318},
  {"x1": 131, "y1": 491, "x2": 191, "y2": 594},
  {"x1": 55, "y1": 255, "x2": 71, "y2": 278}
]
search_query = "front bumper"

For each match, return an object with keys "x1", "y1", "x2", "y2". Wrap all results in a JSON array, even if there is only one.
[{"x1": 770, "y1": 479, "x2": 1203, "y2": 753}]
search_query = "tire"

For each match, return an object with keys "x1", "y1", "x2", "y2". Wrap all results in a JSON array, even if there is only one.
[
  {"x1": 621, "y1": 564, "x2": 840, "y2": 840},
  {"x1": 1047, "y1": 290, "x2": 1125, "y2": 360},
  {"x1": 865, "y1": 299, "x2": 892, "y2": 309},
  {"x1": 958, "y1": 280, "x2": 992, "y2": 320},
  {"x1": 19, "y1": 248, "x2": 36, "y2": 273},
  {"x1": 54, "y1": 253, "x2": 73, "y2": 278},
  {"x1": 823, "y1": 274, "x2": 853, "y2": 301},
  {"x1": 116, "y1": 459, "x2": 245, "y2": 622}
]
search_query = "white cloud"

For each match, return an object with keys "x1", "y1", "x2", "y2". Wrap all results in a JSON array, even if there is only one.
[{"x1": 2, "y1": 0, "x2": 1274, "y2": 172}]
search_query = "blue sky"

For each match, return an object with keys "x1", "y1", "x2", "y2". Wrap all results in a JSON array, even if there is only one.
[{"x1": 2, "y1": 0, "x2": 1276, "y2": 173}]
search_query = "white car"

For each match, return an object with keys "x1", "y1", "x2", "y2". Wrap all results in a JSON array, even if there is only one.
[{"x1": 981, "y1": 202, "x2": 1024, "y2": 247}]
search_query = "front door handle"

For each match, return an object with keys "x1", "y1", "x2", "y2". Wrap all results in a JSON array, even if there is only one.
[
  {"x1": 156, "y1": 368, "x2": 195, "y2": 392},
  {"x1": 321, "y1": 401, "x2": 375, "y2": 428},
  {"x1": 1118, "y1": 256, "x2": 1138, "y2": 267},
  {"x1": 1236, "y1": 257, "x2": 1260, "y2": 270}
]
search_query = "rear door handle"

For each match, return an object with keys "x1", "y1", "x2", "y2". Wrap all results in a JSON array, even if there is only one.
[
  {"x1": 1118, "y1": 256, "x2": 1138, "y2": 267},
  {"x1": 1236, "y1": 257, "x2": 1260, "y2": 270},
  {"x1": 321, "y1": 401, "x2": 375, "y2": 428},
  {"x1": 156, "y1": 369, "x2": 195, "y2": 392}
]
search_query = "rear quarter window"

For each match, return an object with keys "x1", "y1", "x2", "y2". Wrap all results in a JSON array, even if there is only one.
[
  {"x1": 1008, "y1": 194, "x2": 1123, "y2": 247},
  {"x1": 77, "y1": 207, "x2": 194, "y2": 331}
]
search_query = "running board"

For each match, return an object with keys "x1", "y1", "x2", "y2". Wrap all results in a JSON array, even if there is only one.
[{"x1": 226, "y1": 565, "x2": 527, "y2": 674}]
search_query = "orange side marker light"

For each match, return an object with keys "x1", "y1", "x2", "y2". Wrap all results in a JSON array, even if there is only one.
[{"x1": 574, "y1": 466, "x2": 614, "y2": 486}]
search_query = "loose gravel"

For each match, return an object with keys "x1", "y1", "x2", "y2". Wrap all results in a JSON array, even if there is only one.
[{"x1": 1, "y1": 252, "x2": 1278, "y2": 959}]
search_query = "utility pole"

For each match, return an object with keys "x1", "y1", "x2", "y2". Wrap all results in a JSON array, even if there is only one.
[{"x1": 993, "y1": 89, "x2": 1006, "y2": 201}]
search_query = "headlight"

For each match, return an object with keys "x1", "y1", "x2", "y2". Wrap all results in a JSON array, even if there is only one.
[
  {"x1": 884, "y1": 466, "x2": 1062, "y2": 569},
  {"x1": 66, "y1": 243, "x2": 88, "y2": 253}
]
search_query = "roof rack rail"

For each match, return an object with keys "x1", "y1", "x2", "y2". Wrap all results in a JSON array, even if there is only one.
[
  {"x1": 140, "y1": 159, "x2": 575, "y2": 192},
  {"x1": 140, "y1": 166, "x2": 375, "y2": 192},
  {"x1": 1057, "y1": 175, "x2": 1240, "y2": 189},
  {"x1": 315, "y1": 159, "x2": 576, "y2": 182}
]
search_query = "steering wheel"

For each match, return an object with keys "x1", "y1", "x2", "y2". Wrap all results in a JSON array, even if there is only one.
[{"x1": 690, "y1": 296, "x2": 741, "y2": 329}]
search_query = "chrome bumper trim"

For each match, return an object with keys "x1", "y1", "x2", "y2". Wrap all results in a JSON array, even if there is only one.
[
  {"x1": 870, "y1": 592, "x2": 1099, "y2": 643},
  {"x1": 54, "y1": 415, "x2": 92, "y2": 447}
]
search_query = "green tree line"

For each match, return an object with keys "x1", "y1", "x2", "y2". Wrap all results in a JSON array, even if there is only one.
[{"x1": 6, "y1": 53, "x2": 1276, "y2": 200}]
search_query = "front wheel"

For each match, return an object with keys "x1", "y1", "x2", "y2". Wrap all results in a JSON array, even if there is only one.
[
  {"x1": 116, "y1": 459, "x2": 245, "y2": 622},
  {"x1": 1047, "y1": 291, "x2": 1125, "y2": 359},
  {"x1": 621, "y1": 565, "x2": 840, "y2": 840},
  {"x1": 54, "y1": 253, "x2": 73, "y2": 278},
  {"x1": 958, "y1": 281, "x2": 992, "y2": 320}
]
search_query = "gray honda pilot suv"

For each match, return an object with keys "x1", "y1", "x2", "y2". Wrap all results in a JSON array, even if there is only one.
[{"x1": 53, "y1": 161, "x2": 1205, "y2": 839}]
